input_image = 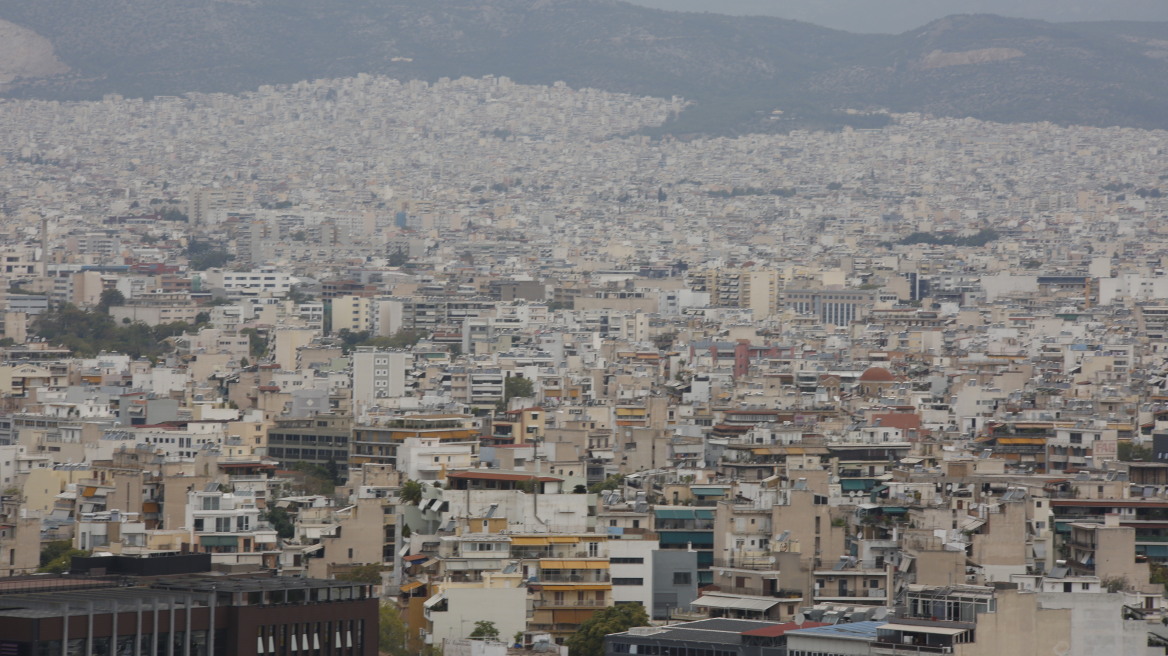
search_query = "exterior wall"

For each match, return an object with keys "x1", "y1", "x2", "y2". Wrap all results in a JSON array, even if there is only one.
[
  {"x1": 771, "y1": 488, "x2": 847, "y2": 576},
  {"x1": 971, "y1": 500, "x2": 1029, "y2": 582},
  {"x1": 0, "y1": 515, "x2": 41, "y2": 576},
  {"x1": 608, "y1": 538, "x2": 656, "y2": 610},
  {"x1": 651, "y1": 549, "x2": 698, "y2": 619},
  {"x1": 912, "y1": 546, "x2": 967, "y2": 587},
  {"x1": 1096, "y1": 525, "x2": 1156, "y2": 593},
  {"x1": 333, "y1": 295, "x2": 372, "y2": 334},
  {"x1": 1036, "y1": 591, "x2": 1159, "y2": 656},
  {"x1": 786, "y1": 634, "x2": 870, "y2": 655},
  {"x1": 429, "y1": 586, "x2": 527, "y2": 646},
  {"x1": 352, "y1": 349, "x2": 409, "y2": 409},
  {"x1": 955, "y1": 589, "x2": 1070, "y2": 656},
  {"x1": 305, "y1": 498, "x2": 392, "y2": 578},
  {"x1": 273, "y1": 328, "x2": 318, "y2": 372}
]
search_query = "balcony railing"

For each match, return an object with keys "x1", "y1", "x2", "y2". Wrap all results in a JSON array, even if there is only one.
[
  {"x1": 534, "y1": 599, "x2": 607, "y2": 609},
  {"x1": 709, "y1": 585, "x2": 803, "y2": 599},
  {"x1": 872, "y1": 641, "x2": 954, "y2": 654},
  {"x1": 538, "y1": 573, "x2": 611, "y2": 583}
]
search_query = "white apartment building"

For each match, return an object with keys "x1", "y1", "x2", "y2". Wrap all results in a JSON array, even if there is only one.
[{"x1": 352, "y1": 348, "x2": 410, "y2": 408}]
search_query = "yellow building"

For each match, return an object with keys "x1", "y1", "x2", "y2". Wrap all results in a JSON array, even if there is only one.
[{"x1": 331, "y1": 294, "x2": 372, "y2": 334}]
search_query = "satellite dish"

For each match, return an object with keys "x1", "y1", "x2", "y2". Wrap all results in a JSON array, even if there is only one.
[
  {"x1": 873, "y1": 607, "x2": 888, "y2": 621},
  {"x1": 793, "y1": 613, "x2": 806, "y2": 627}
]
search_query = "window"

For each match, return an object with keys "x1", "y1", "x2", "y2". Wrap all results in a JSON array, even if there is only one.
[
  {"x1": 673, "y1": 572, "x2": 691, "y2": 585},
  {"x1": 611, "y1": 557, "x2": 644, "y2": 564},
  {"x1": 613, "y1": 578, "x2": 644, "y2": 586}
]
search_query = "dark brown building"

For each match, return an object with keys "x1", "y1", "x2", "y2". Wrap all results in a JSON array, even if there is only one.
[{"x1": 0, "y1": 560, "x2": 378, "y2": 656}]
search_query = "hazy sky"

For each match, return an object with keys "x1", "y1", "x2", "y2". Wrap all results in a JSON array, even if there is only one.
[{"x1": 623, "y1": 0, "x2": 1168, "y2": 33}]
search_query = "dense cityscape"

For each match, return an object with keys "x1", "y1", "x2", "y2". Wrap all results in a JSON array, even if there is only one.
[{"x1": 0, "y1": 71, "x2": 1165, "y2": 655}]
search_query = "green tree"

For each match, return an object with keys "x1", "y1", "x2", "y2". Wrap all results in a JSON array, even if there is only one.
[
  {"x1": 31, "y1": 303, "x2": 190, "y2": 359},
  {"x1": 239, "y1": 327, "x2": 268, "y2": 358},
  {"x1": 388, "y1": 246, "x2": 409, "y2": 267},
  {"x1": 262, "y1": 507, "x2": 295, "y2": 540},
  {"x1": 336, "y1": 563, "x2": 385, "y2": 585},
  {"x1": 497, "y1": 375, "x2": 535, "y2": 412},
  {"x1": 38, "y1": 547, "x2": 89, "y2": 574},
  {"x1": 97, "y1": 288, "x2": 125, "y2": 313},
  {"x1": 378, "y1": 603, "x2": 410, "y2": 656},
  {"x1": 588, "y1": 474, "x2": 625, "y2": 494},
  {"x1": 652, "y1": 331, "x2": 678, "y2": 351},
  {"x1": 357, "y1": 329, "x2": 427, "y2": 350},
  {"x1": 468, "y1": 621, "x2": 499, "y2": 640},
  {"x1": 39, "y1": 539, "x2": 75, "y2": 567},
  {"x1": 1118, "y1": 442, "x2": 1153, "y2": 461},
  {"x1": 399, "y1": 479, "x2": 424, "y2": 505},
  {"x1": 566, "y1": 604, "x2": 649, "y2": 656},
  {"x1": 291, "y1": 461, "x2": 337, "y2": 494}
]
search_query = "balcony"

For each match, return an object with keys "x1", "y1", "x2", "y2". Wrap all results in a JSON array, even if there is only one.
[
  {"x1": 534, "y1": 599, "x2": 608, "y2": 609},
  {"x1": 710, "y1": 585, "x2": 802, "y2": 600},
  {"x1": 538, "y1": 572, "x2": 611, "y2": 584}
]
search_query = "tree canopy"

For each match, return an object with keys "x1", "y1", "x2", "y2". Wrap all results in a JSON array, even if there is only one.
[
  {"x1": 399, "y1": 479, "x2": 424, "y2": 505},
  {"x1": 499, "y1": 375, "x2": 534, "y2": 412},
  {"x1": 566, "y1": 604, "x2": 649, "y2": 656},
  {"x1": 32, "y1": 304, "x2": 193, "y2": 358},
  {"x1": 468, "y1": 620, "x2": 499, "y2": 640},
  {"x1": 378, "y1": 603, "x2": 410, "y2": 656},
  {"x1": 38, "y1": 541, "x2": 88, "y2": 574}
]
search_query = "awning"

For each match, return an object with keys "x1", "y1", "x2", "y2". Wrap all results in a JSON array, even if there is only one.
[
  {"x1": 540, "y1": 560, "x2": 608, "y2": 569},
  {"x1": 960, "y1": 518, "x2": 986, "y2": 532},
  {"x1": 511, "y1": 537, "x2": 550, "y2": 546},
  {"x1": 691, "y1": 594, "x2": 779, "y2": 612},
  {"x1": 548, "y1": 537, "x2": 579, "y2": 544},
  {"x1": 400, "y1": 580, "x2": 424, "y2": 592},
  {"x1": 200, "y1": 535, "x2": 238, "y2": 547},
  {"x1": 691, "y1": 487, "x2": 727, "y2": 496},
  {"x1": 841, "y1": 479, "x2": 872, "y2": 491},
  {"x1": 655, "y1": 508, "x2": 697, "y2": 520},
  {"x1": 879, "y1": 624, "x2": 969, "y2": 636},
  {"x1": 996, "y1": 437, "x2": 1046, "y2": 445},
  {"x1": 423, "y1": 593, "x2": 446, "y2": 609},
  {"x1": 899, "y1": 457, "x2": 923, "y2": 465}
]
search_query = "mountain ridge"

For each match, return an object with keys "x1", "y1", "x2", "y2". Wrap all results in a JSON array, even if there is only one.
[{"x1": 0, "y1": 0, "x2": 1166, "y2": 134}]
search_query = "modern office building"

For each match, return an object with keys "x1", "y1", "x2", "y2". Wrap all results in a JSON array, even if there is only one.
[{"x1": 0, "y1": 556, "x2": 378, "y2": 656}]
